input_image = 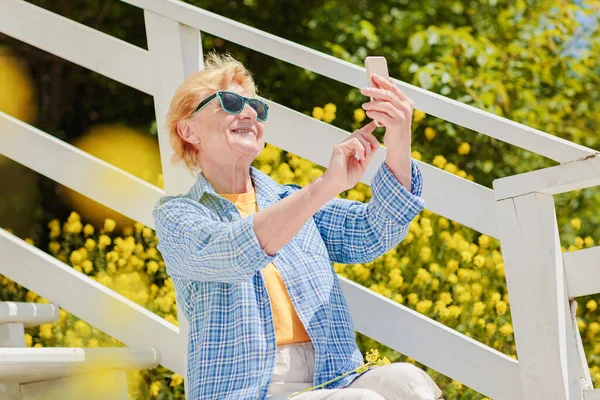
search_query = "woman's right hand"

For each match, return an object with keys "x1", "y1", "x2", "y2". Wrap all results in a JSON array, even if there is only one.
[{"x1": 323, "y1": 121, "x2": 380, "y2": 194}]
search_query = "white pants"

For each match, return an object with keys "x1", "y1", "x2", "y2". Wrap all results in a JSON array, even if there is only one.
[{"x1": 267, "y1": 342, "x2": 444, "y2": 400}]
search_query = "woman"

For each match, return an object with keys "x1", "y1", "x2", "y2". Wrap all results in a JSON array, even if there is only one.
[{"x1": 153, "y1": 53, "x2": 442, "y2": 400}]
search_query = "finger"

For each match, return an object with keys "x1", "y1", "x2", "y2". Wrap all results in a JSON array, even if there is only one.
[
  {"x1": 362, "y1": 101, "x2": 402, "y2": 120},
  {"x1": 357, "y1": 120, "x2": 378, "y2": 134},
  {"x1": 356, "y1": 129, "x2": 381, "y2": 151},
  {"x1": 355, "y1": 135, "x2": 372, "y2": 160},
  {"x1": 360, "y1": 87, "x2": 402, "y2": 108},
  {"x1": 350, "y1": 138, "x2": 366, "y2": 161},
  {"x1": 372, "y1": 74, "x2": 412, "y2": 104},
  {"x1": 365, "y1": 110, "x2": 394, "y2": 127}
]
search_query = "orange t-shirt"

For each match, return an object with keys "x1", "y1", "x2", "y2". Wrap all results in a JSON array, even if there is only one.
[{"x1": 218, "y1": 189, "x2": 311, "y2": 345}]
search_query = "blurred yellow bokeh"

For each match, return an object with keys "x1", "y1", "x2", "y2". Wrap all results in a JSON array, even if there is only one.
[{"x1": 62, "y1": 124, "x2": 163, "y2": 229}]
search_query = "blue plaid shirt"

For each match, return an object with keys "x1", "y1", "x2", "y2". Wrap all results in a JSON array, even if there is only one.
[{"x1": 153, "y1": 160, "x2": 424, "y2": 400}]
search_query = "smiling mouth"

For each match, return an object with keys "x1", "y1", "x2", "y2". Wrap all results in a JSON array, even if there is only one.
[{"x1": 231, "y1": 128, "x2": 256, "y2": 136}]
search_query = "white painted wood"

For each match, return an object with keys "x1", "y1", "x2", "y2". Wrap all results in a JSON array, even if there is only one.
[
  {"x1": 570, "y1": 300, "x2": 594, "y2": 390},
  {"x1": 563, "y1": 246, "x2": 600, "y2": 298},
  {"x1": 0, "y1": 113, "x2": 163, "y2": 229},
  {"x1": 0, "y1": 229, "x2": 186, "y2": 375},
  {"x1": 496, "y1": 194, "x2": 588, "y2": 399},
  {"x1": 0, "y1": 347, "x2": 158, "y2": 383},
  {"x1": 264, "y1": 101, "x2": 498, "y2": 237},
  {"x1": 494, "y1": 154, "x2": 600, "y2": 200},
  {"x1": 123, "y1": 0, "x2": 596, "y2": 163},
  {"x1": 0, "y1": 302, "x2": 59, "y2": 327},
  {"x1": 19, "y1": 370, "x2": 129, "y2": 400},
  {"x1": 1, "y1": 0, "x2": 154, "y2": 95},
  {"x1": 340, "y1": 277, "x2": 521, "y2": 400},
  {"x1": 144, "y1": 11, "x2": 198, "y2": 196},
  {"x1": 584, "y1": 389, "x2": 600, "y2": 400},
  {"x1": 0, "y1": 324, "x2": 26, "y2": 348}
]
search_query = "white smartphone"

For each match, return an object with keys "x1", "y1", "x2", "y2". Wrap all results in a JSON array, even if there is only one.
[{"x1": 365, "y1": 56, "x2": 390, "y2": 127}]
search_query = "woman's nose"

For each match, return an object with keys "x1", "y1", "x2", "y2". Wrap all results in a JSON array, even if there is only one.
[{"x1": 238, "y1": 102, "x2": 257, "y2": 119}]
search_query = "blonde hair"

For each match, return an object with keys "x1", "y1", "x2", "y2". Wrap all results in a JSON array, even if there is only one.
[{"x1": 166, "y1": 52, "x2": 258, "y2": 172}]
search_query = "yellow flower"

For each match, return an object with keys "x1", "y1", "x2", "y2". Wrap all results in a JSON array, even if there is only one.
[
  {"x1": 458, "y1": 142, "x2": 471, "y2": 155},
  {"x1": 478, "y1": 235, "x2": 490, "y2": 248},
  {"x1": 584, "y1": 236, "x2": 595, "y2": 247},
  {"x1": 67, "y1": 212, "x2": 80, "y2": 223},
  {"x1": 365, "y1": 349, "x2": 380, "y2": 363},
  {"x1": 432, "y1": 155, "x2": 447, "y2": 169},
  {"x1": 439, "y1": 292, "x2": 453, "y2": 305},
  {"x1": 424, "y1": 127, "x2": 436, "y2": 141},
  {"x1": 438, "y1": 218, "x2": 449, "y2": 229},
  {"x1": 104, "y1": 218, "x2": 116, "y2": 233},
  {"x1": 83, "y1": 224, "x2": 95, "y2": 237},
  {"x1": 69, "y1": 250, "x2": 83, "y2": 265},
  {"x1": 98, "y1": 235, "x2": 111, "y2": 250},
  {"x1": 411, "y1": 150, "x2": 422, "y2": 160},
  {"x1": 452, "y1": 380, "x2": 463, "y2": 390},
  {"x1": 486, "y1": 322, "x2": 497, "y2": 337},
  {"x1": 416, "y1": 300, "x2": 433, "y2": 314},
  {"x1": 147, "y1": 261, "x2": 160, "y2": 274},
  {"x1": 444, "y1": 163, "x2": 458, "y2": 174},
  {"x1": 170, "y1": 373, "x2": 184, "y2": 388},
  {"x1": 49, "y1": 241, "x2": 61, "y2": 253},
  {"x1": 39, "y1": 324, "x2": 53, "y2": 339},
  {"x1": 570, "y1": 218, "x2": 581, "y2": 231},
  {"x1": 165, "y1": 314, "x2": 179, "y2": 326},
  {"x1": 312, "y1": 106, "x2": 325, "y2": 121},
  {"x1": 499, "y1": 323, "x2": 513, "y2": 337},
  {"x1": 149, "y1": 381, "x2": 162, "y2": 396},
  {"x1": 495, "y1": 301, "x2": 508, "y2": 316},
  {"x1": 473, "y1": 301, "x2": 486, "y2": 316},
  {"x1": 87, "y1": 338, "x2": 100, "y2": 348},
  {"x1": 25, "y1": 333, "x2": 33, "y2": 347},
  {"x1": 353, "y1": 108, "x2": 366, "y2": 123},
  {"x1": 575, "y1": 236, "x2": 584, "y2": 248},
  {"x1": 82, "y1": 260, "x2": 94, "y2": 274},
  {"x1": 84, "y1": 238, "x2": 96, "y2": 252},
  {"x1": 473, "y1": 255, "x2": 485, "y2": 268},
  {"x1": 74, "y1": 320, "x2": 92, "y2": 338},
  {"x1": 324, "y1": 103, "x2": 336, "y2": 114},
  {"x1": 413, "y1": 109, "x2": 426, "y2": 122},
  {"x1": 407, "y1": 293, "x2": 419, "y2": 305},
  {"x1": 587, "y1": 300, "x2": 598, "y2": 312},
  {"x1": 419, "y1": 247, "x2": 431, "y2": 262},
  {"x1": 448, "y1": 305, "x2": 462, "y2": 319}
]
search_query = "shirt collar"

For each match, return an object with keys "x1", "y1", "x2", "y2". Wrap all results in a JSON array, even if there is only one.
[{"x1": 187, "y1": 166, "x2": 287, "y2": 208}]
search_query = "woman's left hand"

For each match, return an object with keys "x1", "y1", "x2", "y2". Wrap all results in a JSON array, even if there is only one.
[{"x1": 360, "y1": 73, "x2": 414, "y2": 153}]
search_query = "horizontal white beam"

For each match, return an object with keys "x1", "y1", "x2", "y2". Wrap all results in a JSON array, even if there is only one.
[
  {"x1": 0, "y1": 113, "x2": 163, "y2": 229},
  {"x1": 1, "y1": 0, "x2": 154, "y2": 95},
  {"x1": 340, "y1": 278, "x2": 522, "y2": 400},
  {"x1": 0, "y1": 302, "x2": 59, "y2": 327},
  {"x1": 122, "y1": 0, "x2": 595, "y2": 163},
  {"x1": 0, "y1": 230, "x2": 185, "y2": 375},
  {"x1": 0, "y1": 347, "x2": 159, "y2": 384},
  {"x1": 563, "y1": 246, "x2": 600, "y2": 298},
  {"x1": 265, "y1": 101, "x2": 498, "y2": 237},
  {"x1": 494, "y1": 154, "x2": 600, "y2": 200}
]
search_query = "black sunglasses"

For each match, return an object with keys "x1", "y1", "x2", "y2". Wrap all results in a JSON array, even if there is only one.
[{"x1": 192, "y1": 91, "x2": 269, "y2": 122}]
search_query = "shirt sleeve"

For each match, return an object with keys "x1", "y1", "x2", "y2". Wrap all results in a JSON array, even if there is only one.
[
  {"x1": 311, "y1": 159, "x2": 425, "y2": 264},
  {"x1": 152, "y1": 196, "x2": 275, "y2": 283}
]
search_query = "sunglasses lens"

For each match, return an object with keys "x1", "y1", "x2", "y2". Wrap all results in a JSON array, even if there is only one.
[
  {"x1": 220, "y1": 92, "x2": 243, "y2": 113},
  {"x1": 248, "y1": 99, "x2": 267, "y2": 121}
]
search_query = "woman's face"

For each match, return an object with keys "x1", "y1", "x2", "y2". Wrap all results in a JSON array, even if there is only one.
[{"x1": 190, "y1": 83, "x2": 265, "y2": 165}]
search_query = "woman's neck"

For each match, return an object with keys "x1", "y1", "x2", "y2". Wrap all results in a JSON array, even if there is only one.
[{"x1": 200, "y1": 160, "x2": 253, "y2": 194}]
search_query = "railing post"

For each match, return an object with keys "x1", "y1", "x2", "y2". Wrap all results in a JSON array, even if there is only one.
[
  {"x1": 496, "y1": 191, "x2": 591, "y2": 399},
  {"x1": 144, "y1": 11, "x2": 205, "y2": 395}
]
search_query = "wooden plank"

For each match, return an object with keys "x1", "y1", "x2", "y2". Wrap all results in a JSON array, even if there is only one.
[
  {"x1": 144, "y1": 11, "x2": 198, "y2": 196},
  {"x1": 0, "y1": 230, "x2": 185, "y2": 375},
  {"x1": 0, "y1": 347, "x2": 158, "y2": 383},
  {"x1": 494, "y1": 154, "x2": 600, "y2": 200},
  {"x1": 563, "y1": 246, "x2": 600, "y2": 298},
  {"x1": 496, "y1": 195, "x2": 591, "y2": 399},
  {"x1": 1, "y1": 0, "x2": 154, "y2": 95},
  {"x1": 122, "y1": 0, "x2": 596, "y2": 163},
  {"x1": 340, "y1": 278, "x2": 521, "y2": 400},
  {"x1": 0, "y1": 302, "x2": 59, "y2": 327},
  {"x1": 265, "y1": 101, "x2": 498, "y2": 237},
  {"x1": 0, "y1": 113, "x2": 162, "y2": 229}
]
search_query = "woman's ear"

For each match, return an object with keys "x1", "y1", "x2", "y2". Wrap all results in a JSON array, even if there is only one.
[{"x1": 176, "y1": 120, "x2": 201, "y2": 144}]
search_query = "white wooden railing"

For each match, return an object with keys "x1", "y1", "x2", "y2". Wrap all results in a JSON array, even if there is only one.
[{"x1": 1, "y1": 0, "x2": 599, "y2": 398}]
